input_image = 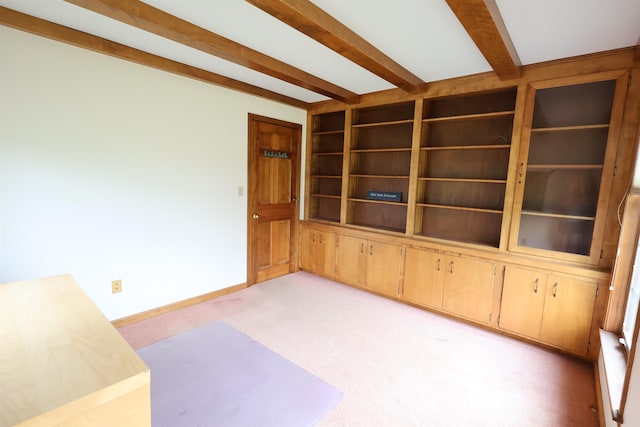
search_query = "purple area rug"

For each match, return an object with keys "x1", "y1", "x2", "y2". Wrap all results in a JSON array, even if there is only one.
[{"x1": 137, "y1": 320, "x2": 342, "y2": 427}]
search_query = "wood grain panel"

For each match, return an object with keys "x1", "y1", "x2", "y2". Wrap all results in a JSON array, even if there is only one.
[
  {"x1": 540, "y1": 275, "x2": 597, "y2": 355},
  {"x1": 442, "y1": 257, "x2": 495, "y2": 323},
  {"x1": 403, "y1": 248, "x2": 445, "y2": 309},
  {"x1": 0, "y1": 275, "x2": 150, "y2": 427},
  {"x1": 499, "y1": 266, "x2": 547, "y2": 339},
  {"x1": 366, "y1": 241, "x2": 402, "y2": 296},
  {"x1": 335, "y1": 235, "x2": 366, "y2": 287}
]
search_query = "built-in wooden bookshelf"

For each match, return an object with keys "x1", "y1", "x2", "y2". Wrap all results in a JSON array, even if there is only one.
[
  {"x1": 415, "y1": 89, "x2": 517, "y2": 247},
  {"x1": 301, "y1": 50, "x2": 640, "y2": 363},
  {"x1": 347, "y1": 101, "x2": 414, "y2": 232},
  {"x1": 309, "y1": 110, "x2": 345, "y2": 222},
  {"x1": 305, "y1": 71, "x2": 629, "y2": 263},
  {"x1": 512, "y1": 78, "x2": 621, "y2": 261}
]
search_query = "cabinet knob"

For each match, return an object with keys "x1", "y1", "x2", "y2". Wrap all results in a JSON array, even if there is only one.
[{"x1": 252, "y1": 213, "x2": 260, "y2": 219}]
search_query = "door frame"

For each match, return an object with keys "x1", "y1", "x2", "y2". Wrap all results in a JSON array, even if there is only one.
[{"x1": 246, "y1": 113, "x2": 302, "y2": 286}]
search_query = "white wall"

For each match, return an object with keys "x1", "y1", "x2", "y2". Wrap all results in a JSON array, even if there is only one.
[
  {"x1": 621, "y1": 137, "x2": 640, "y2": 425},
  {"x1": 623, "y1": 347, "x2": 640, "y2": 424},
  {"x1": 0, "y1": 27, "x2": 306, "y2": 320}
]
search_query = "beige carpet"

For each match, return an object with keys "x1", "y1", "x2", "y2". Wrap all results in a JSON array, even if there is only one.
[{"x1": 119, "y1": 271, "x2": 599, "y2": 427}]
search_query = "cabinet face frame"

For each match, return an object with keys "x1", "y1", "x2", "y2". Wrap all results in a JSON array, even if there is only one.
[{"x1": 507, "y1": 71, "x2": 629, "y2": 264}]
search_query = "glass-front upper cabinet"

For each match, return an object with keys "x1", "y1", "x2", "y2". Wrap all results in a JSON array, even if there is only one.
[{"x1": 509, "y1": 73, "x2": 627, "y2": 264}]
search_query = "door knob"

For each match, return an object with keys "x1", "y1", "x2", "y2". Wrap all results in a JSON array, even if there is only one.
[{"x1": 253, "y1": 213, "x2": 260, "y2": 219}]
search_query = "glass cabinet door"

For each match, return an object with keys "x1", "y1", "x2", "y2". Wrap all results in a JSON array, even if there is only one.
[{"x1": 510, "y1": 74, "x2": 626, "y2": 263}]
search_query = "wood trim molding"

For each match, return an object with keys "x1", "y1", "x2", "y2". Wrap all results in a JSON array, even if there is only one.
[
  {"x1": 246, "y1": 0, "x2": 426, "y2": 94},
  {"x1": 111, "y1": 282, "x2": 248, "y2": 328},
  {"x1": 594, "y1": 360, "x2": 607, "y2": 427},
  {"x1": 445, "y1": 0, "x2": 521, "y2": 80},
  {"x1": 0, "y1": 6, "x2": 309, "y2": 109},
  {"x1": 307, "y1": 47, "x2": 637, "y2": 113},
  {"x1": 64, "y1": 0, "x2": 359, "y2": 103}
]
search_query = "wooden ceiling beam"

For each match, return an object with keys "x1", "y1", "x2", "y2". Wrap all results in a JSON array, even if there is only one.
[
  {"x1": 0, "y1": 7, "x2": 309, "y2": 109},
  {"x1": 446, "y1": 0, "x2": 521, "y2": 80},
  {"x1": 64, "y1": 0, "x2": 360, "y2": 104},
  {"x1": 246, "y1": 0, "x2": 427, "y2": 94}
]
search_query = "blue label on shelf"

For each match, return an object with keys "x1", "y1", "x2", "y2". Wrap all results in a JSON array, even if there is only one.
[{"x1": 367, "y1": 190, "x2": 401, "y2": 202}]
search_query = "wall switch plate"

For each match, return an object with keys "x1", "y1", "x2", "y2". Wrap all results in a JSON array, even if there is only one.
[{"x1": 112, "y1": 279, "x2": 122, "y2": 294}]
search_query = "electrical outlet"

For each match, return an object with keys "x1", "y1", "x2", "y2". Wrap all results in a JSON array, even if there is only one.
[{"x1": 112, "y1": 279, "x2": 122, "y2": 294}]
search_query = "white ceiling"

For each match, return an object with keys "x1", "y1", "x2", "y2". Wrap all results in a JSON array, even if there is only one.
[{"x1": 2, "y1": 0, "x2": 639, "y2": 105}]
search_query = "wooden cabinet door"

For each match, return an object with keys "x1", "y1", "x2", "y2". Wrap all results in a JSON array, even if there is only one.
[
  {"x1": 499, "y1": 266, "x2": 547, "y2": 339},
  {"x1": 366, "y1": 241, "x2": 403, "y2": 297},
  {"x1": 317, "y1": 231, "x2": 335, "y2": 278},
  {"x1": 540, "y1": 275, "x2": 597, "y2": 355},
  {"x1": 442, "y1": 257, "x2": 495, "y2": 324},
  {"x1": 298, "y1": 227, "x2": 317, "y2": 272},
  {"x1": 403, "y1": 248, "x2": 445, "y2": 309},
  {"x1": 335, "y1": 235, "x2": 366, "y2": 287}
]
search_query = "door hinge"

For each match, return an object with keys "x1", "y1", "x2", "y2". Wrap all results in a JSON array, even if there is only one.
[
  {"x1": 587, "y1": 342, "x2": 591, "y2": 353},
  {"x1": 613, "y1": 166, "x2": 618, "y2": 176},
  {"x1": 600, "y1": 249, "x2": 604, "y2": 259},
  {"x1": 629, "y1": 75, "x2": 632, "y2": 87},
  {"x1": 497, "y1": 315, "x2": 501, "y2": 325},
  {"x1": 493, "y1": 266, "x2": 497, "y2": 275},
  {"x1": 596, "y1": 287, "x2": 599, "y2": 298},
  {"x1": 502, "y1": 266, "x2": 506, "y2": 277}
]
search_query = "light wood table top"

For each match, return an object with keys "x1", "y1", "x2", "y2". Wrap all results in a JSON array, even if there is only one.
[{"x1": 0, "y1": 275, "x2": 150, "y2": 427}]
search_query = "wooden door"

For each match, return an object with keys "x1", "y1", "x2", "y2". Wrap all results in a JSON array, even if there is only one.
[
  {"x1": 366, "y1": 241, "x2": 403, "y2": 297},
  {"x1": 442, "y1": 257, "x2": 495, "y2": 324},
  {"x1": 335, "y1": 235, "x2": 366, "y2": 287},
  {"x1": 499, "y1": 266, "x2": 547, "y2": 339},
  {"x1": 403, "y1": 248, "x2": 445, "y2": 309},
  {"x1": 248, "y1": 115, "x2": 301, "y2": 284},
  {"x1": 540, "y1": 275, "x2": 597, "y2": 354}
]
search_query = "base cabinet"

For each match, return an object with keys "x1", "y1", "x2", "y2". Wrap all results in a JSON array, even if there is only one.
[
  {"x1": 499, "y1": 265, "x2": 598, "y2": 355},
  {"x1": 299, "y1": 223, "x2": 606, "y2": 359},
  {"x1": 539, "y1": 275, "x2": 597, "y2": 354},
  {"x1": 335, "y1": 235, "x2": 403, "y2": 297},
  {"x1": 403, "y1": 248, "x2": 446, "y2": 309},
  {"x1": 441, "y1": 257, "x2": 496, "y2": 324},
  {"x1": 403, "y1": 247, "x2": 495, "y2": 323},
  {"x1": 499, "y1": 266, "x2": 547, "y2": 339},
  {"x1": 335, "y1": 234, "x2": 367, "y2": 287},
  {"x1": 299, "y1": 228, "x2": 335, "y2": 278}
]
